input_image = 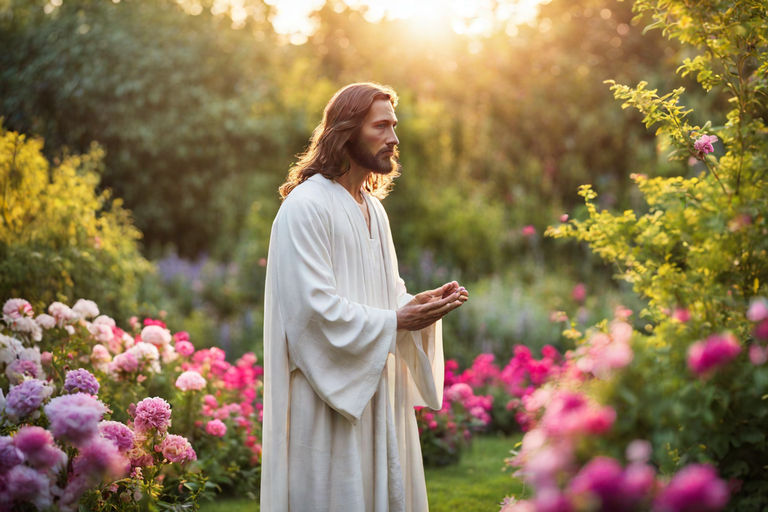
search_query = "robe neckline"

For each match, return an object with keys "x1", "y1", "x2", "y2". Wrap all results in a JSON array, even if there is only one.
[{"x1": 310, "y1": 174, "x2": 375, "y2": 240}]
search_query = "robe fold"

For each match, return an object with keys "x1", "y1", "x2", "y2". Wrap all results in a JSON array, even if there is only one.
[{"x1": 260, "y1": 174, "x2": 444, "y2": 512}]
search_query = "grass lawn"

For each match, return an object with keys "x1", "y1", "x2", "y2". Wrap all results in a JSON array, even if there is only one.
[{"x1": 199, "y1": 434, "x2": 522, "y2": 512}]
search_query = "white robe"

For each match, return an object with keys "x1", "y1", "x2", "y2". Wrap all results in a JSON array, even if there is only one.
[{"x1": 260, "y1": 174, "x2": 444, "y2": 512}]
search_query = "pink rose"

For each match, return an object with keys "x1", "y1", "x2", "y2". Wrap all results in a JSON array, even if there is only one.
[
  {"x1": 205, "y1": 419, "x2": 227, "y2": 437},
  {"x1": 687, "y1": 333, "x2": 741, "y2": 376}
]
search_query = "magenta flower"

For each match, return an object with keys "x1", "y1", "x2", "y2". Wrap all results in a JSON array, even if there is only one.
[
  {"x1": 754, "y1": 320, "x2": 768, "y2": 342},
  {"x1": 133, "y1": 397, "x2": 172, "y2": 433},
  {"x1": 569, "y1": 456, "x2": 625, "y2": 506},
  {"x1": 98, "y1": 421, "x2": 135, "y2": 452},
  {"x1": 0, "y1": 435, "x2": 24, "y2": 470},
  {"x1": 655, "y1": 464, "x2": 728, "y2": 511},
  {"x1": 12, "y1": 426, "x2": 67, "y2": 471},
  {"x1": 175, "y1": 370, "x2": 207, "y2": 391},
  {"x1": 5, "y1": 379, "x2": 52, "y2": 419},
  {"x1": 205, "y1": 419, "x2": 227, "y2": 437},
  {"x1": 522, "y1": 225, "x2": 536, "y2": 237},
  {"x1": 156, "y1": 434, "x2": 196, "y2": 464},
  {"x1": 693, "y1": 134, "x2": 718, "y2": 155},
  {"x1": 64, "y1": 368, "x2": 100, "y2": 395},
  {"x1": 44, "y1": 392, "x2": 107, "y2": 445},
  {"x1": 687, "y1": 333, "x2": 741, "y2": 376}
]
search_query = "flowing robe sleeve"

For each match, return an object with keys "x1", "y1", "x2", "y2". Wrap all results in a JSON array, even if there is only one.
[{"x1": 273, "y1": 192, "x2": 398, "y2": 423}]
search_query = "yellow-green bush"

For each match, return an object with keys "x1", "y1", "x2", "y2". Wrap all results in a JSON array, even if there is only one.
[{"x1": 0, "y1": 124, "x2": 151, "y2": 319}]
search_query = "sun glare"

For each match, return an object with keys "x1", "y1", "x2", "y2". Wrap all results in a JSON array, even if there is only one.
[{"x1": 264, "y1": 0, "x2": 549, "y2": 44}]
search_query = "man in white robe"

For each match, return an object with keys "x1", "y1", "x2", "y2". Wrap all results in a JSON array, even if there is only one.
[{"x1": 261, "y1": 82, "x2": 468, "y2": 512}]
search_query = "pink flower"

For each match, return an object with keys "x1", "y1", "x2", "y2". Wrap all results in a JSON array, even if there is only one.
[
  {"x1": 655, "y1": 464, "x2": 728, "y2": 511},
  {"x1": 175, "y1": 370, "x2": 207, "y2": 391},
  {"x1": 3, "y1": 299, "x2": 33, "y2": 321},
  {"x1": 571, "y1": 283, "x2": 586, "y2": 303},
  {"x1": 99, "y1": 421, "x2": 135, "y2": 452},
  {"x1": 133, "y1": 397, "x2": 172, "y2": 433},
  {"x1": 173, "y1": 331, "x2": 190, "y2": 342},
  {"x1": 693, "y1": 134, "x2": 718, "y2": 155},
  {"x1": 754, "y1": 319, "x2": 768, "y2": 342},
  {"x1": 156, "y1": 434, "x2": 196, "y2": 464},
  {"x1": 44, "y1": 393, "x2": 107, "y2": 445},
  {"x1": 749, "y1": 345, "x2": 768, "y2": 365},
  {"x1": 47, "y1": 301, "x2": 77, "y2": 326},
  {"x1": 569, "y1": 456, "x2": 624, "y2": 507},
  {"x1": 5, "y1": 359, "x2": 43, "y2": 384},
  {"x1": 13, "y1": 426, "x2": 67, "y2": 471},
  {"x1": 522, "y1": 225, "x2": 536, "y2": 237},
  {"x1": 626, "y1": 439, "x2": 652, "y2": 463},
  {"x1": 673, "y1": 307, "x2": 691, "y2": 323},
  {"x1": 687, "y1": 333, "x2": 741, "y2": 376},
  {"x1": 140, "y1": 325, "x2": 171, "y2": 348},
  {"x1": 72, "y1": 436, "x2": 129, "y2": 482},
  {"x1": 175, "y1": 340, "x2": 195, "y2": 357},
  {"x1": 559, "y1": 214, "x2": 569, "y2": 222},
  {"x1": 5, "y1": 379, "x2": 53, "y2": 419},
  {"x1": 35, "y1": 314, "x2": 56, "y2": 330},
  {"x1": 205, "y1": 419, "x2": 227, "y2": 437},
  {"x1": 747, "y1": 298, "x2": 768, "y2": 323}
]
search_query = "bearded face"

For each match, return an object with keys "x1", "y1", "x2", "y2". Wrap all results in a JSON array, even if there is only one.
[{"x1": 346, "y1": 135, "x2": 398, "y2": 175}]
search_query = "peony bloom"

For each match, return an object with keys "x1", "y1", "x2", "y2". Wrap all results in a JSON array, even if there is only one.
[
  {"x1": 5, "y1": 465, "x2": 53, "y2": 509},
  {"x1": 8, "y1": 316, "x2": 42, "y2": 341},
  {"x1": 64, "y1": 368, "x2": 100, "y2": 395},
  {"x1": 687, "y1": 333, "x2": 741, "y2": 376},
  {"x1": 72, "y1": 437, "x2": 129, "y2": 483},
  {"x1": 2, "y1": 299, "x2": 33, "y2": 321},
  {"x1": 93, "y1": 314, "x2": 116, "y2": 327},
  {"x1": 0, "y1": 435, "x2": 24, "y2": 470},
  {"x1": 12, "y1": 426, "x2": 67, "y2": 472},
  {"x1": 48, "y1": 301, "x2": 78, "y2": 326},
  {"x1": 749, "y1": 344, "x2": 768, "y2": 365},
  {"x1": 72, "y1": 299, "x2": 99, "y2": 319},
  {"x1": 205, "y1": 419, "x2": 227, "y2": 437},
  {"x1": 569, "y1": 456, "x2": 625, "y2": 507},
  {"x1": 156, "y1": 434, "x2": 196, "y2": 464},
  {"x1": 655, "y1": 464, "x2": 728, "y2": 511},
  {"x1": 626, "y1": 439, "x2": 652, "y2": 463},
  {"x1": 140, "y1": 325, "x2": 172, "y2": 348},
  {"x1": 133, "y1": 397, "x2": 172, "y2": 434},
  {"x1": 693, "y1": 134, "x2": 718, "y2": 155},
  {"x1": 35, "y1": 314, "x2": 56, "y2": 330},
  {"x1": 99, "y1": 421, "x2": 135, "y2": 452},
  {"x1": 5, "y1": 358, "x2": 43, "y2": 384},
  {"x1": 5, "y1": 379, "x2": 53, "y2": 419},
  {"x1": 44, "y1": 392, "x2": 107, "y2": 445},
  {"x1": 175, "y1": 340, "x2": 195, "y2": 357},
  {"x1": 754, "y1": 320, "x2": 768, "y2": 342},
  {"x1": 175, "y1": 370, "x2": 207, "y2": 391}
]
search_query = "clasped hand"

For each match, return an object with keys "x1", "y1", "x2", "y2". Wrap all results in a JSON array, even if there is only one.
[{"x1": 396, "y1": 281, "x2": 468, "y2": 331}]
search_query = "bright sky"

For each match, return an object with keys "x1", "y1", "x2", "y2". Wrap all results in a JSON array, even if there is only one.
[{"x1": 265, "y1": 0, "x2": 549, "y2": 44}]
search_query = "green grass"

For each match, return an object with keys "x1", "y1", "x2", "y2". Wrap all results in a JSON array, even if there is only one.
[{"x1": 199, "y1": 435, "x2": 522, "y2": 512}]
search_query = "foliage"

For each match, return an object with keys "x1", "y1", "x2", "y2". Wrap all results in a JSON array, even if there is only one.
[
  {"x1": 538, "y1": 0, "x2": 768, "y2": 508},
  {"x1": 0, "y1": 124, "x2": 151, "y2": 320}
]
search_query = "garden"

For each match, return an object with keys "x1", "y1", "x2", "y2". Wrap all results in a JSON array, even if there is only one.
[{"x1": 0, "y1": 0, "x2": 766, "y2": 510}]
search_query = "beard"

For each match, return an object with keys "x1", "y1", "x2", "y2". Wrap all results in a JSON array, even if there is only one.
[{"x1": 346, "y1": 137, "x2": 399, "y2": 175}]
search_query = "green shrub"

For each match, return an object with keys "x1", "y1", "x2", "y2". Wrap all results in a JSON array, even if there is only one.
[{"x1": 0, "y1": 124, "x2": 151, "y2": 320}]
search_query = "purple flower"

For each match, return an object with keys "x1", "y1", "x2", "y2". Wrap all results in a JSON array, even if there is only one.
[
  {"x1": 5, "y1": 379, "x2": 52, "y2": 419},
  {"x1": 5, "y1": 359, "x2": 43, "y2": 384},
  {"x1": 72, "y1": 437, "x2": 129, "y2": 483},
  {"x1": 44, "y1": 392, "x2": 107, "y2": 445},
  {"x1": 693, "y1": 134, "x2": 718, "y2": 155},
  {"x1": 0, "y1": 436, "x2": 24, "y2": 471},
  {"x1": 98, "y1": 421, "x2": 134, "y2": 452},
  {"x1": 13, "y1": 426, "x2": 67, "y2": 472},
  {"x1": 5, "y1": 465, "x2": 52, "y2": 509},
  {"x1": 64, "y1": 368, "x2": 100, "y2": 395},
  {"x1": 133, "y1": 397, "x2": 172, "y2": 434},
  {"x1": 655, "y1": 464, "x2": 728, "y2": 511},
  {"x1": 687, "y1": 333, "x2": 741, "y2": 376},
  {"x1": 156, "y1": 434, "x2": 196, "y2": 464}
]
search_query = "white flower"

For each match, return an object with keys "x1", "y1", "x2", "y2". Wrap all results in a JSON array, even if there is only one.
[
  {"x1": 0, "y1": 334, "x2": 25, "y2": 366},
  {"x1": 93, "y1": 315, "x2": 116, "y2": 327},
  {"x1": 2, "y1": 299, "x2": 33, "y2": 322},
  {"x1": 35, "y1": 314, "x2": 56, "y2": 330},
  {"x1": 161, "y1": 345, "x2": 178, "y2": 364},
  {"x1": 48, "y1": 302, "x2": 77, "y2": 326},
  {"x1": 11, "y1": 317, "x2": 42, "y2": 342},
  {"x1": 72, "y1": 299, "x2": 99, "y2": 319},
  {"x1": 88, "y1": 322, "x2": 114, "y2": 345},
  {"x1": 140, "y1": 325, "x2": 171, "y2": 348}
]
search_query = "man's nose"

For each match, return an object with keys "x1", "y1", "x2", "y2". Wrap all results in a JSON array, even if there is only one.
[{"x1": 386, "y1": 127, "x2": 399, "y2": 146}]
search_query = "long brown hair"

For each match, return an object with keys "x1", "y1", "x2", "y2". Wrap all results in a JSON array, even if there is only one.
[{"x1": 279, "y1": 82, "x2": 400, "y2": 199}]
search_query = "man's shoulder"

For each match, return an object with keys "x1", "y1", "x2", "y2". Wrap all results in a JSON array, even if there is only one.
[{"x1": 279, "y1": 175, "x2": 334, "y2": 219}]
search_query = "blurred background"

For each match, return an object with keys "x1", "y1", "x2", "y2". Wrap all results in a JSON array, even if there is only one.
[{"x1": 0, "y1": 0, "x2": 720, "y2": 365}]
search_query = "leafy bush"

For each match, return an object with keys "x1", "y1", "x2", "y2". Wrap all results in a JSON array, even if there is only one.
[{"x1": 0, "y1": 124, "x2": 151, "y2": 320}]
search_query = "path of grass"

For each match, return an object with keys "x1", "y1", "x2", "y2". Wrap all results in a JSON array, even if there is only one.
[{"x1": 199, "y1": 434, "x2": 522, "y2": 512}]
